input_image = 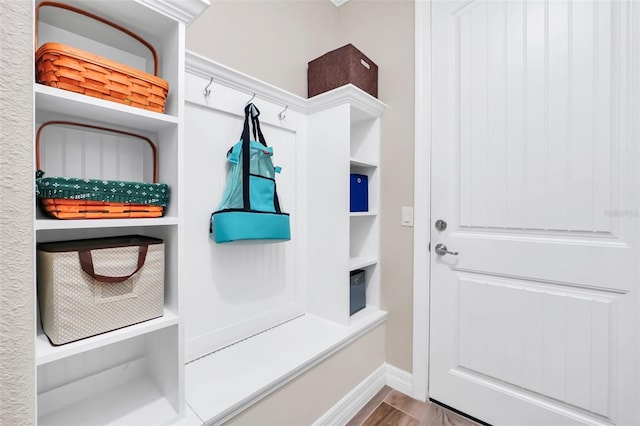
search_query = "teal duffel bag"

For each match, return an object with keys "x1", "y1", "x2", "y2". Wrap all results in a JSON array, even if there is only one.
[{"x1": 210, "y1": 103, "x2": 290, "y2": 243}]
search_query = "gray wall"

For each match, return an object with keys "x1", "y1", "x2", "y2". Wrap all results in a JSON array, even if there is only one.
[
  {"x1": 188, "y1": 0, "x2": 341, "y2": 98},
  {"x1": 339, "y1": 0, "x2": 415, "y2": 373},
  {"x1": 0, "y1": 1, "x2": 36, "y2": 424},
  {"x1": 187, "y1": 0, "x2": 415, "y2": 373}
]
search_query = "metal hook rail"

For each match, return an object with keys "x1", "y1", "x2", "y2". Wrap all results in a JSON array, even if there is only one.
[
  {"x1": 200, "y1": 78, "x2": 289, "y2": 121},
  {"x1": 245, "y1": 92, "x2": 256, "y2": 105},
  {"x1": 278, "y1": 105, "x2": 288, "y2": 121},
  {"x1": 202, "y1": 77, "x2": 213, "y2": 97}
]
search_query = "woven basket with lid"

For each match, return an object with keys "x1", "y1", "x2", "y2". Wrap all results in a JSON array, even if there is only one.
[
  {"x1": 35, "y1": 1, "x2": 169, "y2": 113},
  {"x1": 35, "y1": 121, "x2": 170, "y2": 220}
]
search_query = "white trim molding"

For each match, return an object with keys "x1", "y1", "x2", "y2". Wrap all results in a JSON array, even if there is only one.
[
  {"x1": 306, "y1": 84, "x2": 387, "y2": 117},
  {"x1": 186, "y1": 50, "x2": 307, "y2": 114},
  {"x1": 185, "y1": 51, "x2": 386, "y2": 119},
  {"x1": 136, "y1": 0, "x2": 210, "y2": 25},
  {"x1": 412, "y1": 0, "x2": 431, "y2": 403},
  {"x1": 385, "y1": 364, "x2": 413, "y2": 396},
  {"x1": 313, "y1": 365, "x2": 386, "y2": 426},
  {"x1": 313, "y1": 363, "x2": 413, "y2": 425}
]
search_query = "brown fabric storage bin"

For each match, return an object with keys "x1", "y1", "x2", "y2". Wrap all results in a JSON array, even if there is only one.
[
  {"x1": 37, "y1": 235, "x2": 165, "y2": 345},
  {"x1": 308, "y1": 44, "x2": 378, "y2": 98}
]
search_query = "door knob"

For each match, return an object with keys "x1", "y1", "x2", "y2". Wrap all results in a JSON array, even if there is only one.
[
  {"x1": 434, "y1": 243, "x2": 458, "y2": 256},
  {"x1": 435, "y1": 219, "x2": 447, "y2": 231}
]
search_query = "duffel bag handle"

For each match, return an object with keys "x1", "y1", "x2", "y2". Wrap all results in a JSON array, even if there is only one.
[
  {"x1": 78, "y1": 245, "x2": 148, "y2": 283},
  {"x1": 35, "y1": 1, "x2": 160, "y2": 76},
  {"x1": 240, "y1": 104, "x2": 282, "y2": 213},
  {"x1": 36, "y1": 120, "x2": 159, "y2": 183}
]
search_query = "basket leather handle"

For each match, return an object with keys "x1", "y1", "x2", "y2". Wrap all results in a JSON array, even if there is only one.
[
  {"x1": 36, "y1": 120, "x2": 159, "y2": 183},
  {"x1": 78, "y1": 245, "x2": 149, "y2": 283},
  {"x1": 35, "y1": 1, "x2": 160, "y2": 76}
]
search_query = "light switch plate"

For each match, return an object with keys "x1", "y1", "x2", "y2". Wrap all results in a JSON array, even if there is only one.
[{"x1": 402, "y1": 206, "x2": 414, "y2": 227}]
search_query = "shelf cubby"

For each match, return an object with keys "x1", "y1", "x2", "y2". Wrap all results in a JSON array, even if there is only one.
[
  {"x1": 32, "y1": 0, "x2": 206, "y2": 423},
  {"x1": 307, "y1": 85, "x2": 386, "y2": 325}
]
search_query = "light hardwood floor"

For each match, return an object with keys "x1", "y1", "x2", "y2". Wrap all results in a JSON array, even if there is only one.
[{"x1": 346, "y1": 386, "x2": 477, "y2": 426}]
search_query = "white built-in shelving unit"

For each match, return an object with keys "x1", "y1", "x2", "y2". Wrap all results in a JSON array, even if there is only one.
[
  {"x1": 178, "y1": 56, "x2": 387, "y2": 424},
  {"x1": 349, "y1": 106, "x2": 382, "y2": 316},
  {"x1": 31, "y1": 3, "x2": 385, "y2": 420},
  {"x1": 33, "y1": 1, "x2": 207, "y2": 424},
  {"x1": 307, "y1": 86, "x2": 386, "y2": 326}
]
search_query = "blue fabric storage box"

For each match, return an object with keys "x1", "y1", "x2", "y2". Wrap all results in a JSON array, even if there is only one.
[
  {"x1": 350, "y1": 269, "x2": 366, "y2": 315},
  {"x1": 350, "y1": 174, "x2": 368, "y2": 212}
]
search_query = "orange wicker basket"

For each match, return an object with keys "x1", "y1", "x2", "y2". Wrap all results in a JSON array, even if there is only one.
[
  {"x1": 39, "y1": 199, "x2": 165, "y2": 220},
  {"x1": 36, "y1": 121, "x2": 170, "y2": 220},
  {"x1": 35, "y1": 1, "x2": 169, "y2": 113}
]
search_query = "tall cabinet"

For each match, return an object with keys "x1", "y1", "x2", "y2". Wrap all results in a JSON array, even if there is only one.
[
  {"x1": 33, "y1": 1, "x2": 207, "y2": 424},
  {"x1": 307, "y1": 85, "x2": 386, "y2": 326}
]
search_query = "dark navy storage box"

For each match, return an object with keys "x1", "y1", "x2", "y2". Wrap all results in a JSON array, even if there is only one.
[
  {"x1": 350, "y1": 174, "x2": 368, "y2": 212},
  {"x1": 350, "y1": 269, "x2": 366, "y2": 315}
]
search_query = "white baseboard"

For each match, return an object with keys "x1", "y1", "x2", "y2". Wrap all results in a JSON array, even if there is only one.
[
  {"x1": 384, "y1": 364, "x2": 413, "y2": 397},
  {"x1": 313, "y1": 363, "x2": 415, "y2": 425},
  {"x1": 312, "y1": 364, "x2": 386, "y2": 426}
]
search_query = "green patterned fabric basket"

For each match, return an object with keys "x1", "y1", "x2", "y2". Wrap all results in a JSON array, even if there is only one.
[
  {"x1": 35, "y1": 121, "x2": 171, "y2": 219},
  {"x1": 36, "y1": 175, "x2": 169, "y2": 206}
]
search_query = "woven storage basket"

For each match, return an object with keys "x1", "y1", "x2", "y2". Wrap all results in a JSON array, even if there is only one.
[
  {"x1": 37, "y1": 235, "x2": 164, "y2": 345},
  {"x1": 36, "y1": 121, "x2": 170, "y2": 219},
  {"x1": 35, "y1": 1, "x2": 169, "y2": 113},
  {"x1": 308, "y1": 44, "x2": 378, "y2": 98}
]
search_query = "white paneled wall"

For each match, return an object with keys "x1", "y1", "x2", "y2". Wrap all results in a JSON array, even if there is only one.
[
  {"x1": 457, "y1": 0, "x2": 620, "y2": 234},
  {"x1": 38, "y1": 125, "x2": 155, "y2": 183},
  {"x1": 180, "y1": 56, "x2": 385, "y2": 424},
  {"x1": 183, "y1": 67, "x2": 307, "y2": 362}
]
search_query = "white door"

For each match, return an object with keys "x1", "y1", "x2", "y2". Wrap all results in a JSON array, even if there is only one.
[{"x1": 429, "y1": 1, "x2": 639, "y2": 425}]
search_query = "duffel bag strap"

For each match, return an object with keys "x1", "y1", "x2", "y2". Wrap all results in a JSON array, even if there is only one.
[
  {"x1": 240, "y1": 103, "x2": 276, "y2": 211},
  {"x1": 249, "y1": 104, "x2": 267, "y2": 147},
  {"x1": 241, "y1": 103, "x2": 269, "y2": 209},
  {"x1": 248, "y1": 105, "x2": 282, "y2": 213},
  {"x1": 241, "y1": 104, "x2": 252, "y2": 209}
]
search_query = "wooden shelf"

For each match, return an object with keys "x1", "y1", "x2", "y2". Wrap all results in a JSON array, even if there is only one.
[
  {"x1": 35, "y1": 216, "x2": 179, "y2": 231},
  {"x1": 350, "y1": 157, "x2": 379, "y2": 168},
  {"x1": 307, "y1": 88, "x2": 384, "y2": 325},
  {"x1": 32, "y1": 2, "x2": 208, "y2": 424},
  {"x1": 39, "y1": 371, "x2": 179, "y2": 426},
  {"x1": 35, "y1": 84, "x2": 178, "y2": 132},
  {"x1": 350, "y1": 211, "x2": 378, "y2": 217},
  {"x1": 349, "y1": 256, "x2": 378, "y2": 271},
  {"x1": 36, "y1": 309, "x2": 179, "y2": 366}
]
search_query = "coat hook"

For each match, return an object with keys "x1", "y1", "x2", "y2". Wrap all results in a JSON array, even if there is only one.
[
  {"x1": 202, "y1": 77, "x2": 213, "y2": 97},
  {"x1": 278, "y1": 105, "x2": 288, "y2": 120},
  {"x1": 245, "y1": 92, "x2": 256, "y2": 105}
]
